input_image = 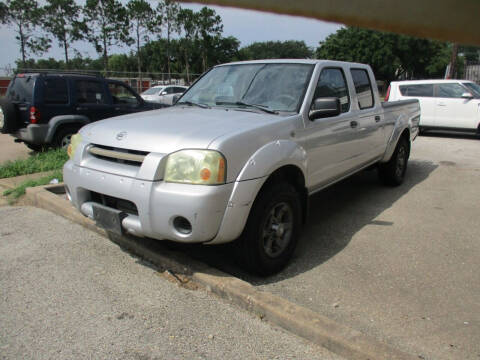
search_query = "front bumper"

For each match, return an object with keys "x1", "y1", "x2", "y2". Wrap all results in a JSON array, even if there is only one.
[{"x1": 64, "y1": 161, "x2": 237, "y2": 243}]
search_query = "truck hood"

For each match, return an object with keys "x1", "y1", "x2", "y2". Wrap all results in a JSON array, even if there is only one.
[{"x1": 80, "y1": 106, "x2": 279, "y2": 154}]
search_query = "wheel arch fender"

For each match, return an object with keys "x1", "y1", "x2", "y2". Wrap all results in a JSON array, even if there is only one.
[
  {"x1": 209, "y1": 141, "x2": 308, "y2": 245},
  {"x1": 235, "y1": 140, "x2": 308, "y2": 182},
  {"x1": 46, "y1": 115, "x2": 90, "y2": 143},
  {"x1": 381, "y1": 113, "x2": 411, "y2": 163}
]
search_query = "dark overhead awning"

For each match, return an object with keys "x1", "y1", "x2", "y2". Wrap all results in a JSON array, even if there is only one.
[{"x1": 181, "y1": 0, "x2": 479, "y2": 45}]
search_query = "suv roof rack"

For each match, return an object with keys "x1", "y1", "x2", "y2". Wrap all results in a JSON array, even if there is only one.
[{"x1": 15, "y1": 69, "x2": 104, "y2": 78}]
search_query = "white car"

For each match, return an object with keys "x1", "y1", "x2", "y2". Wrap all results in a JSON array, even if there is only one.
[
  {"x1": 141, "y1": 85, "x2": 188, "y2": 105},
  {"x1": 386, "y1": 79, "x2": 480, "y2": 135}
]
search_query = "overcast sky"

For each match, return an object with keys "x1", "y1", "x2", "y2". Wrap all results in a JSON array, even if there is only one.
[{"x1": 0, "y1": 3, "x2": 342, "y2": 73}]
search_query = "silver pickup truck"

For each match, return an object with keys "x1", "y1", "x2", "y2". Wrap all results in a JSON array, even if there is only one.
[{"x1": 64, "y1": 60, "x2": 420, "y2": 275}]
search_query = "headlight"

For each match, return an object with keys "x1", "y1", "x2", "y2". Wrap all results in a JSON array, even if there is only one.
[
  {"x1": 164, "y1": 150, "x2": 226, "y2": 185},
  {"x1": 67, "y1": 133, "x2": 82, "y2": 160}
]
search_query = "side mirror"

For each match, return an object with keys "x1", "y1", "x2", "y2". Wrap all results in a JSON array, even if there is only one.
[
  {"x1": 309, "y1": 97, "x2": 341, "y2": 120},
  {"x1": 160, "y1": 91, "x2": 167, "y2": 96},
  {"x1": 462, "y1": 92, "x2": 474, "y2": 99}
]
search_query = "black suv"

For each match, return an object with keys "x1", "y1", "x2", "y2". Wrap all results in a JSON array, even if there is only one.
[{"x1": 0, "y1": 72, "x2": 165, "y2": 150}]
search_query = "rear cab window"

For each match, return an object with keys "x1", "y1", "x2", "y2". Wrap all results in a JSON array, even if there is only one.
[
  {"x1": 399, "y1": 84, "x2": 434, "y2": 97},
  {"x1": 7, "y1": 75, "x2": 35, "y2": 103},
  {"x1": 350, "y1": 69, "x2": 374, "y2": 109}
]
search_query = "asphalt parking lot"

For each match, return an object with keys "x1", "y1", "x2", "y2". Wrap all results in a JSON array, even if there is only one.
[
  {"x1": 0, "y1": 206, "x2": 342, "y2": 360},
  {"x1": 1, "y1": 133, "x2": 479, "y2": 359},
  {"x1": 179, "y1": 133, "x2": 480, "y2": 360}
]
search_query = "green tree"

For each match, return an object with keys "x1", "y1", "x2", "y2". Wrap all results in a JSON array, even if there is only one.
[
  {"x1": 239, "y1": 40, "x2": 313, "y2": 60},
  {"x1": 156, "y1": 0, "x2": 181, "y2": 81},
  {"x1": 316, "y1": 27, "x2": 449, "y2": 82},
  {"x1": 83, "y1": 0, "x2": 131, "y2": 72},
  {"x1": 43, "y1": 0, "x2": 86, "y2": 66},
  {"x1": 196, "y1": 6, "x2": 223, "y2": 71},
  {"x1": 127, "y1": 0, "x2": 155, "y2": 90},
  {"x1": 2, "y1": 0, "x2": 50, "y2": 67},
  {"x1": 177, "y1": 8, "x2": 198, "y2": 82}
]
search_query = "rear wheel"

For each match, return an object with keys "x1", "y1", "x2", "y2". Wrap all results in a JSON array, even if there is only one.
[
  {"x1": 53, "y1": 126, "x2": 80, "y2": 149},
  {"x1": 0, "y1": 98, "x2": 19, "y2": 134},
  {"x1": 236, "y1": 182, "x2": 302, "y2": 276},
  {"x1": 378, "y1": 137, "x2": 409, "y2": 186}
]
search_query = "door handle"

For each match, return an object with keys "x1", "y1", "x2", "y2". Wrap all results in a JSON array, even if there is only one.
[
  {"x1": 114, "y1": 107, "x2": 121, "y2": 111},
  {"x1": 350, "y1": 120, "x2": 358, "y2": 128},
  {"x1": 76, "y1": 107, "x2": 87, "y2": 111},
  {"x1": 437, "y1": 103, "x2": 446, "y2": 106},
  {"x1": 375, "y1": 116, "x2": 381, "y2": 122}
]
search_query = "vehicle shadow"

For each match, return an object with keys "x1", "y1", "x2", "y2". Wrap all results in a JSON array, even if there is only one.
[{"x1": 150, "y1": 159, "x2": 438, "y2": 285}]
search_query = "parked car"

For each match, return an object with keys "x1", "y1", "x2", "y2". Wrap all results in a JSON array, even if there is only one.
[
  {"x1": 0, "y1": 72, "x2": 165, "y2": 151},
  {"x1": 141, "y1": 85, "x2": 188, "y2": 105},
  {"x1": 386, "y1": 79, "x2": 480, "y2": 135},
  {"x1": 64, "y1": 60, "x2": 420, "y2": 275}
]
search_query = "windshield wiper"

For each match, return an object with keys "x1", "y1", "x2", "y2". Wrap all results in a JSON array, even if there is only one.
[
  {"x1": 216, "y1": 101, "x2": 278, "y2": 114},
  {"x1": 176, "y1": 101, "x2": 210, "y2": 109}
]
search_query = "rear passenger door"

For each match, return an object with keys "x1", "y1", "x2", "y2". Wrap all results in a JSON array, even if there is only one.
[
  {"x1": 40, "y1": 77, "x2": 72, "y2": 122},
  {"x1": 73, "y1": 79, "x2": 114, "y2": 121},
  {"x1": 350, "y1": 68, "x2": 385, "y2": 161},
  {"x1": 434, "y1": 83, "x2": 478, "y2": 129},
  {"x1": 398, "y1": 84, "x2": 435, "y2": 126}
]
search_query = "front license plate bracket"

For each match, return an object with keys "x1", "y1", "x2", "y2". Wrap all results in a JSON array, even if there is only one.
[{"x1": 92, "y1": 204, "x2": 126, "y2": 235}]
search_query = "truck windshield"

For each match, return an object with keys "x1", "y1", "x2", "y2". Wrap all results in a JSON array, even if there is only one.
[{"x1": 179, "y1": 63, "x2": 314, "y2": 113}]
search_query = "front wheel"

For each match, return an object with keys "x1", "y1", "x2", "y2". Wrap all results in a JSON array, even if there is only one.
[
  {"x1": 378, "y1": 137, "x2": 409, "y2": 186},
  {"x1": 236, "y1": 182, "x2": 302, "y2": 276}
]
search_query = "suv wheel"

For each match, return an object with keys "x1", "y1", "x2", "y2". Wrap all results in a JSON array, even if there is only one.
[
  {"x1": 0, "y1": 99, "x2": 18, "y2": 134},
  {"x1": 53, "y1": 126, "x2": 79, "y2": 149},
  {"x1": 236, "y1": 182, "x2": 301, "y2": 276}
]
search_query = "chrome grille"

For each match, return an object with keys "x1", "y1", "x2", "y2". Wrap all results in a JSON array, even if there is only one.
[{"x1": 88, "y1": 144, "x2": 149, "y2": 166}]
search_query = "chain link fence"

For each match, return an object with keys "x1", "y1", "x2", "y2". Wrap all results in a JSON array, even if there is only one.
[{"x1": 0, "y1": 68, "x2": 203, "y2": 96}]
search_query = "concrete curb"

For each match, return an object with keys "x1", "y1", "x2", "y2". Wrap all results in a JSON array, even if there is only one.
[
  {"x1": 24, "y1": 184, "x2": 418, "y2": 360},
  {"x1": 0, "y1": 171, "x2": 57, "y2": 191}
]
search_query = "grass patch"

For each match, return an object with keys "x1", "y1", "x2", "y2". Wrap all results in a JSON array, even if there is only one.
[
  {"x1": 3, "y1": 170, "x2": 63, "y2": 200},
  {"x1": 0, "y1": 149, "x2": 68, "y2": 178}
]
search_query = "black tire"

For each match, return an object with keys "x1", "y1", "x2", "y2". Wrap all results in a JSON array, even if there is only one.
[
  {"x1": 53, "y1": 126, "x2": 80, "y2": 149},
  {"x1": 378, "y1": 137, "x2": 409, "y2": 186},
  {"x1": 0, "y1": 98, "x2": 19, "y2": 134},
  {"x1": 26, "y1": 143, "x2": 48, "y2": 152},
  {"x1": 235, "y1": 182, "x2": 302, "y2": 276}
]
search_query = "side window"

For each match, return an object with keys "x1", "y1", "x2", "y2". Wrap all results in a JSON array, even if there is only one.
[
  {"x1": 436, "y1": 83, "x2": 467, "y2": 98},
  {"x1": 313, "y1": 68, "x2": 350, "y2": 113},
  {"x1": 44, "y1": 78, "x2": 69, "y2": 104},
  {"x1": 174, "y1": 87, "x2": 186, "y2": 93},
  {"x1": 351, "y1": 69, "x2": 374, "y2": 109},
  {"x1": 164, "y1": 87, "x2": 175, "y2": 95},
  {"x1": 108, "y1": 83, "x2": 140, "y2": 106},
  {"x1": 75, "y1": 80, "x2": 107, "y2": 104},
  {"x1": 399, "y1": 84, "x2": 434, "y2": 97}
]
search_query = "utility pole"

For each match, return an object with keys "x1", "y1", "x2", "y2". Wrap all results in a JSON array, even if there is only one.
[{"x1": 448, "y1": 43, "x2": 459, "y2": 79}]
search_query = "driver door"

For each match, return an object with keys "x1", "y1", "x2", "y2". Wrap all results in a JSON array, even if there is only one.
[
  {"x1": 303, "y1": 67, "x2": 360, "y2": 188},
  {"x1": 107, "y1": 82, "x2": 143, "y2": 116}
]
